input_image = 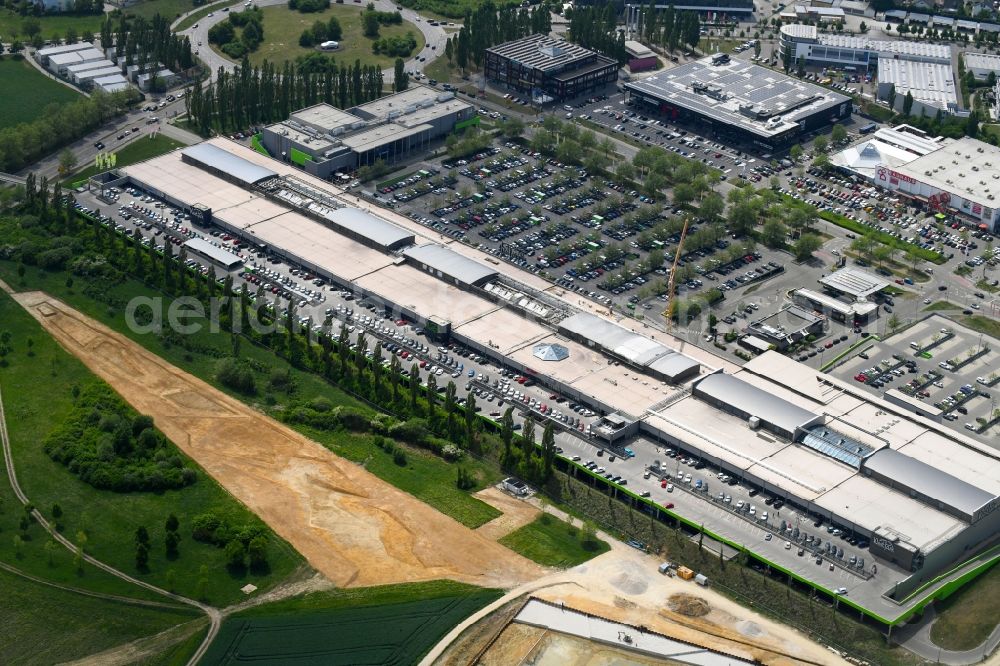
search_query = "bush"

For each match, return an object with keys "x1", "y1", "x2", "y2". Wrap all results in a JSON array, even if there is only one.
[
  {"x1": 289, "y1": 0, "x2": 330, "y2": 12},
  {"x1": 393, "y1": 449, "x2": 408, "y2": 466},
  {"x1": 216, "y1": 357, "x2": 256, "y2": 395},
  {"x1": 43, "y1": 383, "x2": 196, "y2": 493},
  {"x1": 372, "y1": 32, "x2": 417, "y2": 57}
]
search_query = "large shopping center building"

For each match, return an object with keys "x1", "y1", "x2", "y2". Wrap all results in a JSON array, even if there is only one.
[{"x1": 834, "y1": 128, "x2": 1000, "y2": 232}]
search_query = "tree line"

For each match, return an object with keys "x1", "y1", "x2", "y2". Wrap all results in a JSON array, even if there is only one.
[
  {"x1": 567, "y1": 4, "x2": 627, "y2": 63},
  {"x1": 103, "y1": 13, "x2": 195, "y2": 75},
  {"x1": 451, "y1": 0, "x2": 552, "y2": 71},
  {"x1": 185, "y1": 56, "x2": 385, "y2": 135},
  {"x1": 0, "y1": 88, "x2": 136, "y2": 173},
  {"x1": 633, "y1": 2, "x2": 702, "y2": 53}
]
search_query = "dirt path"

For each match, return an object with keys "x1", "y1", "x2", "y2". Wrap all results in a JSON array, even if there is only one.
[
  {"x1": 473, "y1": 487, "x2": 541, "y2": 541},
  {"x1": 58, "y1": 619, "x2": 209, "y2": 666},
  {"x1": 13, "y1": 291, "x2": 544, "y2": 590}
]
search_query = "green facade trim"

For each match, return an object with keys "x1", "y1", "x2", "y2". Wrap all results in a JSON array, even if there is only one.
[
  {"x1": 251, "y1": 133, "x2": 270, "y2": 157},
  {"x1": 289, "y1": 146, "x2": 310, "y2": 167},
  {"x1": 454, "y1": 115, "x2": 481, "y2": 132}
]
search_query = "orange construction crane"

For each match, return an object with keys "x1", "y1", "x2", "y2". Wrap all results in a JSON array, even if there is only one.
[{"x1": 663, "y1": 216, "x2": 690, "y2": 333}]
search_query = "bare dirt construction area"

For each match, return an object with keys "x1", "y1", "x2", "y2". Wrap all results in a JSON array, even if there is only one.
[
  {"x1": 473, "y1": 487, "x2": 541, "y2": 541},
  {"x1": 429, "y1": 544, "x2": 851, "y2": 666},
  {"x1": 12, "y1": 291, "x2": 544, "y2": 589}
]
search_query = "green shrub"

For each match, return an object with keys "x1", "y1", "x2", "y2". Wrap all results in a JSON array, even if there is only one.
[
  {"x1": 216, "y1": 357, "x2": 256, "y2": 395},
  {"x1": 43, "y1": 383, "x2": 196, "y2": 492}
]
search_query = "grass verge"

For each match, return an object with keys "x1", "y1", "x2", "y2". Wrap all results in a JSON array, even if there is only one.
[
  {"x1": 203, "y1": 580, "x2": 501, "y2": 665},
  {"x1": 0, "y1": 567, "x2": 198, "y2": 666},
  {"x1": 962, "y1": 315, "x2": 1000, "y2": 340},
  {"x1": 0, "y1": 56, "x2": 82, "y2": 130},
  {"x1": 499, "y1": 513, "x2": 609, "y2": 567},
  {"x1": 0, "y1": 289, "x2": 303, "y2": 606},
  {"x1": 247, "y1": 5, "x2": 424, "y2": 69},
  {"x1": 65, "y1": 134, "x2": 185, "y2": 184},
  {"x1": 923, "y1": 300, "x2": 959, "y2": 312},
  {"x1": 816, "y1": 210, "x2": 945, "y2": 264},
  {"x1": 929, "y1": 561, "x2": 1000, "y2": 650}
]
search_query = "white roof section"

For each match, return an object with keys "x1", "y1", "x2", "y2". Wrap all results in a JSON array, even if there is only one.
[
  {"x1": 818, "y1": 266, "x2": 889, "y2": 299},
  {"x1": 77, "y1": 66, "x2": 128, "y2": 83},
  {"x1": 402, "y1": 244, "x2": 498, "y2": 286},
  {"x1": 340, "y1": 122, "x2": 433, "y2": 152},
  {"x1": 290, "y1": 103, "x2": 362, "y2": 132},
  {"x1": 92, "y1": 75, "x2": 130, "y2": 92},
  {"x1": 965, "y1": 52, "x2": 1000, "y2": 74},
  {"x1": 832, "y1": 139, "x2": 920, "y2": 175},
  {"x1": 878, "y1": 58, "x2": 958, "y2": 111},
  {"x1": 181, "y1": 143, "x2": 278, "y2": 186},
  {"x1": 780, "y1": 23, "x2": 818, "y2": 39},
  {"x1": 557, "y1": 312, "x2": 700, "y2": 379},
  {"x1": 868, "y1": 39, "x2": 951, "y2": 61},
  {"x1": 893, "y1": 137, "x2": 1000, "y2": 208},
  {"x1": 625, "y1": 40, "x2": 655, "y2": 58},
  {"x1": 871, "y1": 125, "x2": 947, "y2": 155},
  {"x1": 65, "y1": 59, "x2": 116, "y2": 75},
  {"x1": 37, "y1": 41, "x2": 95, "y2": 57},
  {"x1": 352, "y1": 85, "x2": 456, "y2": 121},
  {"x1": 320, "y1": 206, "x2": 414, "y2": 251},
  {"x1": 183, "y1": 237, "x2": 243, "y2": 267}
]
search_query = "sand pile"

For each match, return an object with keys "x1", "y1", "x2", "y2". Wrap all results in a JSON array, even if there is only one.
[
  {"x1": 667, "y1": 593, "x2": 711, "y2": 617},
  {"x1": 610, "y1": 561, "x2": 651, "y2": 595}
]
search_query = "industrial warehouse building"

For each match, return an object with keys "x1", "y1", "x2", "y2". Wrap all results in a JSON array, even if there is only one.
[
  {"x1": 624, "y1": 55, "x2": 852, "y2": 149},
  {"x1": 622, "y1": 0, "x2": 755, "y2": 26},
  {"x1": 261, "y1": 85, "x2": 476, "y2": 179},
  {"x1": 484, "y1": 34, "x2": 619, "y2": 103},
  {"x1": 625, "y1": 41, "x2": 658, "y2": 73},
  {"x1": 100, "y1": 137, "x2": 1000, "y2": 626},
  {"x1": 779, "y1": 24, "x2": 952, "y2": 70}
]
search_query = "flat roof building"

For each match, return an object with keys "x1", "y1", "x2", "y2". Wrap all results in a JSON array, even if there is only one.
[
  {"x1": 877, "y1": 58, "x2": 959, "y2": 116},
  {"x1": 92, "y1": 75, "x2": 131, "y2": 94},
  {"x1": 819, "y1": 267, "x2": 889, "y2": 300},
  {"x1": 402, "y1": 244, "x2": 498, "y2": 287},
  {"x1": 625, "y1": 40, "x2": 658, "y2": 73},
  {"x1": 964, "y1": 52, "x2": 1000, "y2": 81},
  {"x1": 261, "y1": 86, "x2": 475, "y2": 178},
  {"x1": 183, "y1": 237, "x2": 243, "y2": 270},
  {"x1": 624, "y1": 56, "x2": 852, "y2": 149},
  {"x1": 484, "y1": 34, "x2": 619, "y2": 103},
  {"x1": 779, "y1": 24, "x2": 951, "y2": 73}
]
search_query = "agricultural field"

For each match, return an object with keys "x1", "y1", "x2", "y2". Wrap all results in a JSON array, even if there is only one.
[
  {"x1": 246, "y1": 5, "x2": 424, "y2": 68},
  {"x1": 0, "y1": 57, "x2": 81, "y2": 130},
  {"x1": 66, "y1": 134, "x2": 184, "y2": 184},
  {"x1": 202, "y1": 580, "x2": 502, "y2": 665},
  {"x1": 0, "y1": 567, "x2": 199, "y2": 666},
  {"x1": 499, "y1": 513, "x2": 609, "y2": 567},
  {"x1": 0, "y1": 289, "x2": 303, "y2": 607}
]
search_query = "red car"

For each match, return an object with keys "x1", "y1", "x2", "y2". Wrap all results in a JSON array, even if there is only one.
[
  {"x1": 660, "y1": 478, "x2": 668, "y2": 488},
  {"x1": 663, "y1": 502, "x2": 674, "y2": 509}
]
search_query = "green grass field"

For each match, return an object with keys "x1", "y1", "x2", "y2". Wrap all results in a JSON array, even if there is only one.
[
  {"x1": 499, "y1": 513, "x2": 609, "y2": 567},
  {"x1": 66, "y1": 134, "x2": 185, "y2": 184},
  {"x1": 0, "y1": 11, "x2": 106, "y2": 42},
  {"x1": 929, "y1": 562, "x2": 1000, "y2": 650},
  {"x1": 0, "y1": 57, "x2": 82, "y2": 129},
  {"x1": 246, "y1": 5, "x2": 425, "y2": 68},
  {"x1": 0, "y1": 567, "x2": 199, "y2": 665},
  {"x1": 0, "y1": 289, "x2": 303, "y2": 607},
  {"x1": 202, "y1": 580, "x2": 501, "y2": 665}
]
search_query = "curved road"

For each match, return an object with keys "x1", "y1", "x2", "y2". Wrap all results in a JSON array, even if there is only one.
[
  {"x1": 174, "y1": 0, "x2": 450, "y2": 84},
  {"x1": 0, "y1": 370, "x2": 221, "y2": 665}
]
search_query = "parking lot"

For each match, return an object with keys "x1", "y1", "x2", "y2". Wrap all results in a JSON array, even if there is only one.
[{"x1": 831, "y1": 314, "x2": 999, "y2": 446}]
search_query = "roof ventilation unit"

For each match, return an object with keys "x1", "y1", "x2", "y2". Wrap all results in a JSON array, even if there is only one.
[{"x1": 748, "y1": 416, "x2": 761, "y2": 430}]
